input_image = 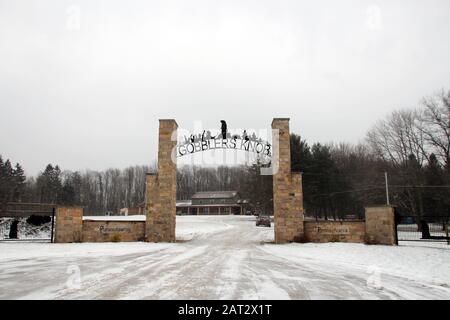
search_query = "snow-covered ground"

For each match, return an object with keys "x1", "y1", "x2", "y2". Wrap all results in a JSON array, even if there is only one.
[{"x1": 0, "y1": 215, "x2": 449, "y2": 300}]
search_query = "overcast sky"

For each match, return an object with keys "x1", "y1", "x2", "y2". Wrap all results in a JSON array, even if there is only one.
[{"x1": 1, "y1": 0, "x2": 449, "y2": 176}]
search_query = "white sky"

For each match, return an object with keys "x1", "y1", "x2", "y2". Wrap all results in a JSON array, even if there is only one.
[{"x1": 1, "y1": 0, "x2": 449, "y2": 176}]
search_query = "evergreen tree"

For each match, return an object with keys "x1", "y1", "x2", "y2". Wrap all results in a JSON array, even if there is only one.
[
  {"x1": 36, "y1": 164, "x2": 62, "y2": 203},
  {"x1": 0, "y1": 156, "x2": 27, "y2": 207},
  {"x1": 242, "y1": 161, "x2": 273, "y2": 215},
  {"x1": 290, "y1": 134, "x2": 313, "y2": 173},
  {"x1": 61, "y1": 179, "x2": 76, "y2": 205},
  {"x1": 12, "y1": 163, "x2": 26, "y2": 201}
]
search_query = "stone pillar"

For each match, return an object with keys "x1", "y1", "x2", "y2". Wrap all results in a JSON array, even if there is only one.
[
  {"x1": 146, "y1": 119, "x2": 178, "y2": 242},
  {"x1": 54, "y1": 206, "x2": 83, "y2": 243},
  {"x1": 365, "y1": 205, "x2": 396, "y2": 245},
  {"x1": 272, "y1": 118, "x2": 304, "y2": 243}
]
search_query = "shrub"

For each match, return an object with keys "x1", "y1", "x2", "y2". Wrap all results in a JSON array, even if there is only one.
[
  {"x1": 111, "y1": 234, "x2": 121, "y2": 242},
  {"x1": 293, "y1": 235, "x2": 309, "y2": 243},
  {"x1": 330, "y1": 235, "x2": 341, "y2": 243},
  {"x1": 26, "y1": 215, "x2": 51, "y2": 226}
]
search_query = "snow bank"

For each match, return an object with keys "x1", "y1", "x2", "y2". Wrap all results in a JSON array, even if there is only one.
[
  {"x1": 0, "y1": 218, "x2": 51, "y2": 240},
  {"x1": 260, "y1": 242, "x2": 450, "y2": 286}
]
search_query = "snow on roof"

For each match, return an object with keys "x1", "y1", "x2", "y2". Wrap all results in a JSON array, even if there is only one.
[
  {"x1": 191, "y1": 191, "x2": 239, "y2": 199},
  {"x1": 176, "y1": 200, "x2": 192, "y2": 207},
  {"x1": 83, "y1": 215, "x2": 146, "y2": 221}
]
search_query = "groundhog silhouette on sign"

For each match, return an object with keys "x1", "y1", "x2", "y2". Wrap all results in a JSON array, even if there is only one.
[{"x1": 220, "y1": 120, "x2": 227, "y2": 139}]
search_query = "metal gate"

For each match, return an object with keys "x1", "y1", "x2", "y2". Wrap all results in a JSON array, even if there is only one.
[
  {"x1": 0, "y1": 203, "x2": 56, "y2": 243},
  {"x1": 396, "y1": 215, "x2": 450, "y2": 244}
]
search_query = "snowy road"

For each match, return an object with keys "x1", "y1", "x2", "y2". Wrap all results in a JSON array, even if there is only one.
[{"x1": 0, "y1": 216, "x2": 449, "y2": 300}]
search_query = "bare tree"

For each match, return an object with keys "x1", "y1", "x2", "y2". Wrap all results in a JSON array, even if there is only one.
[
  {"x1": 367, "y1": 109, "x2": 428, "y2": 167},
  {"x1": 419, "y1": 90, "x2": 450, "y2": 168},
  {"x1": 367, "y1": 109, "x2": 428, "y2": 217}
]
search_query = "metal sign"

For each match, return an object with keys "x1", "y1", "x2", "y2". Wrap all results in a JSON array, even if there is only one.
[{"x1": 176, "y1": 121, "x2": 272, "y2": 158}]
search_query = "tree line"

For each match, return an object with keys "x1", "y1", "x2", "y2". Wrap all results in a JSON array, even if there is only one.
[
  {"x1": 0, "y1": 163, "x2": 151, "y2": 215},
  {"x1": 1, "y1": 90, "x2": 448, "y2": 218},
  {"x1": 295, "y1": 89, "x2": 449, "y2": 219},
  {"x1": 0, "y1": 157, "x2": 26, "y2": 211}
]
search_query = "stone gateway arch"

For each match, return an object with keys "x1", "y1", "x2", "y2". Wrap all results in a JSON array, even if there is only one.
[
  {"x1": 52, "y1": 118, "x2": 395, "y2": 246},
  {"x1": 145, "y1": 118, "x2": 305, "y2": 244}
]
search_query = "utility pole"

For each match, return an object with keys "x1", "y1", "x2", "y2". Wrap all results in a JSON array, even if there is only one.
[{"x1": 385, "y1": 172, "x2": 390, "y2": 206}]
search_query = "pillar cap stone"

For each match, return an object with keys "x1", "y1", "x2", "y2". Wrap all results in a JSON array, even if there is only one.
[
  {"x1": 159, "y1": 119, "x2": 178, "y2": 126},
  {"x1": 365, "y1": 204, "x2": 397, "y2": 208},
  {"x1": 272, "y1": 118, "x2": 290, "y2": 126},
  {"x1": 57, "y1": 206, "x2": 85, "y2": 210}
]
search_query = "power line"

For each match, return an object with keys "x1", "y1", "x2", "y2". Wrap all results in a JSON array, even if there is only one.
[
  {"x1": 301, "y1": 172, "x2": 383, "y2": 177},
  {"x1": 308, "y1": 187, "x2": 384, "y2": 198},
  {"x1": 389, "y1": 185, "x2": 450, "y2": 188},
  {"x1": 307, "y1": 185, "x2": 450, "y2": 199}
]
